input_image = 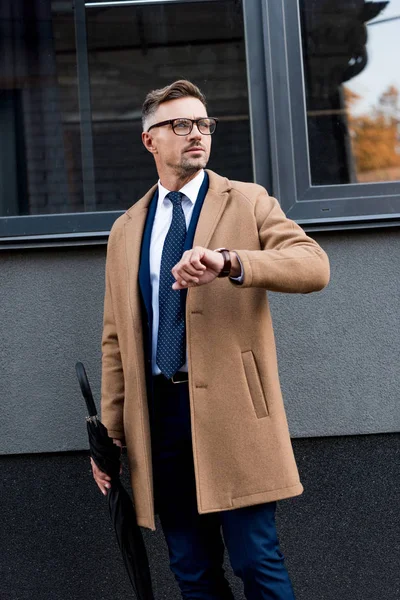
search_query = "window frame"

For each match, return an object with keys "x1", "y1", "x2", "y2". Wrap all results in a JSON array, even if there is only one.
[
  {"x1": 2, "y1": 0, "x2": 399, "y2": 247},
  {"x1": 261, "y1": 0, "x2": 400, "y2": 227},
  {"x1": 0, "y1": 0, "x2": 271, "y2": 245}
]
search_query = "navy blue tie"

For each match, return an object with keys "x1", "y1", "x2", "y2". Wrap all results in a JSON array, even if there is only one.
[{"x1": 156, "y1": 192, "x2": 187, "y2": 378}]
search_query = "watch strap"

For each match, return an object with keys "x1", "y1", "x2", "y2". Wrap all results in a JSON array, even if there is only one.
[{"x1": 215, "y1": 248, "x2": 231, "y2": 278}]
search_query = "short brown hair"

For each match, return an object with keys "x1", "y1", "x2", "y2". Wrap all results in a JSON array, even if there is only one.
[{"x1": 142, "y1": 80, "x2": 206, "y2": 131}]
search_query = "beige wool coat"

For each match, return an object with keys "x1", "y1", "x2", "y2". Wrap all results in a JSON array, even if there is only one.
[{"x1": 101, "y1": 169, "x2": 330, "y2": 531}]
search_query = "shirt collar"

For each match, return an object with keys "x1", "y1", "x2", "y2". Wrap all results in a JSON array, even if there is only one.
[{"x1": 157, "y1": 169, "x2": 205, "y2": 207}]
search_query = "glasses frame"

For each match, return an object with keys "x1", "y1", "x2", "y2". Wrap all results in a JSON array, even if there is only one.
[{"x1": 147, "y1": 117, "x2": 218, "y2": 135}]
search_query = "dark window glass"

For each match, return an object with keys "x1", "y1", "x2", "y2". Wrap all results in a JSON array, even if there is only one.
[
  {"x1": 300, "y1": 0, "x2": 400, "y2": 186},
  {"x1": 0, "y1": 1, "x2": 82, "y2": 217},
  {"x1": 86, "y1": 0, "x2": 252, "y2": 210}
]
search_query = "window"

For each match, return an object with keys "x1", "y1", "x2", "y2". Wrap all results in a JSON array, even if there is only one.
[
  {"x1": 85, "y1": 0, "x2": 253, "y2": 209},
  {"x1": 1, "y1": 0, "x2": 268, "y2": 242},
  {"x1": 2, "y1": 0, "x2": 398, "y2": 241},
  {"x1": 0, "y1": 1, "x2": 81, "y2": 217},
  {"x1": 263, "y1": 0, "x2": 400, "y2": 226}
]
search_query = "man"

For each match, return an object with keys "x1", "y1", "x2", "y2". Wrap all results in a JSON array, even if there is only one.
[{"x1": 92, "y1": 80, "x2": 330, "y2": 599}]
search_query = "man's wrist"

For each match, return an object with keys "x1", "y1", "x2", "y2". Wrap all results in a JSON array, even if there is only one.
[
  {"x1": 214, "y1": 248, "x2": 241, "y2": 278},
  {"x1": 215, "y1": 248, "x2": 231, "y2": 277},
  {"x1": 229, "y1": 252, "x2": 241, "y2": 277}
]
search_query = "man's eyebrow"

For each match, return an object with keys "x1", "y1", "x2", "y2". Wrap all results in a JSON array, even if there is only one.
[{"x1": 171, "y1": 116, "x2": 209, "y2": 119}]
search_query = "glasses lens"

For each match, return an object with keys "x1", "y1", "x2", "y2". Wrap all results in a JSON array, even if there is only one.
[
  {"x1": 198, "y1": 118, "x2": 216, "y2": 134},
  {"x1": 172, "y1": 119, "x2": 192, "y2": 135}
]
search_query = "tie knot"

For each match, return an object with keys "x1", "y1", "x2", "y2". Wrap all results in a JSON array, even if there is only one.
[{"x1": 167, "y1": 191, "x2": 183, "y2": 206}]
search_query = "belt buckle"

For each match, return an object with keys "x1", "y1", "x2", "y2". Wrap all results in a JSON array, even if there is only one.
[{"x1": 170, "y1": 373, "x2": 188, "y2": 384}]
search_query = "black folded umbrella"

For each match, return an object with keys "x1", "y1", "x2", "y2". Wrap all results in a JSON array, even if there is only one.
[{"x1": 75, "y1": 361, "x2": 154, "y2": 600}]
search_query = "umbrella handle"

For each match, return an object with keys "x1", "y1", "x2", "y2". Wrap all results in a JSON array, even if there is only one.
[{"x1": 75, "y1": 361, "x2": 98, "y2": 417}]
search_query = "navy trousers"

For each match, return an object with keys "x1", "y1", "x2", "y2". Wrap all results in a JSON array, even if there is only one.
[{"x1": 151, "y1": 376, "x2": 296, "y2": 600}]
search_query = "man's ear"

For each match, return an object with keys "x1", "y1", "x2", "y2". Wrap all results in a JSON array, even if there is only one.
[{"x1": 142, "y1": 131, "x2": 157, "y2": 155}]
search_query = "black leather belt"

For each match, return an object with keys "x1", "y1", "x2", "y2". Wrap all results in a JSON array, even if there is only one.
[{"x1": 154, "y1": 372, "x2": 189, "y2": 384}]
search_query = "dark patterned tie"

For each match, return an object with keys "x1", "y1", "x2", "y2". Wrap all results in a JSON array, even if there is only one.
[{"x1": 156, "y1": 192, "x2": 187, "y2": 378}]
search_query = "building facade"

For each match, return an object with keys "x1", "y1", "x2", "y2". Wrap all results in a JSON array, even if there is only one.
[{"x1": 1, "y1": 1, "x2": 399, "y2": 599}]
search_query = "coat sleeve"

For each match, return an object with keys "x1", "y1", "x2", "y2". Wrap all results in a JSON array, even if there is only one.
[
  {"x1": 233, "y1": 190, "x2": 330, "y2": 293},
  {"x1": 101, "y1": 234, "x2": 125, "y2": 442}
]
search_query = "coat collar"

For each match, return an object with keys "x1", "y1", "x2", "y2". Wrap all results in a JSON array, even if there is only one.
[{"x1": 124, "y1": 169, "x2": 231, "y2": 247}]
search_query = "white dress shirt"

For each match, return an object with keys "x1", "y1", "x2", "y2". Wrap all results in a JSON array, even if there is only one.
[{"x1": 150, "y1": 169, "x2": 243, "y2": 376}]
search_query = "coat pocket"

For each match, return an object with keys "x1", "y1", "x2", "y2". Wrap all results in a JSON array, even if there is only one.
[{"x1": 241, "y1": 351, "x2": 269, "y2": 418}]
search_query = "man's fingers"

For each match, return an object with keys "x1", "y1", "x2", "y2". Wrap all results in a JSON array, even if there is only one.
[
  {"x1": 90, "y1": 457, "x2": 112, "y2": 495},
  {"x1": 90, "y1": 444, "x2": 123, "y2": 496},
  {"x1": 179, "y1": 272, "x2": 199, "y2": 285},
  {"x1": 94, "y1": 475, "x2": 111, "y2": 495},
  {"x1": 96, "y1": 480, "x2": 109, "y2": 496},
  {"x1": 190, "y1": 247, "x2": 207, "y2": 269},
  {"x1": 176, "y1": 249, "x2": 206, "y2": 272},
  {"x1": 90, "y1": 457, "x2": 111, "y2": 480},
  {"x1": 172, "y1": 261, "x2": 204, "y2": 281},
  {"x1": 92, "y1": 469, "x2": 111, "y2": 495},
  {"x1": 189, "y1": 257, "x2": 205, "y2": 270},
  {"x1": 171, "y1": 247, "x2": 214, "y2": 289},
  {"x1": 172, "y1": 279, "x2": 198, "y2": 290},
  {"x1": 181, "y1": 263, "x2": 204, "y2": 277},
  {"x1": 172, "y1": 273, "x2": 199, "y2": 287}
]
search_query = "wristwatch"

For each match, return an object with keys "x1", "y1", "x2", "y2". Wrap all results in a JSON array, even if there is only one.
[{"x1": 215, "y1": 248, "x2": 232, "y2": 278}]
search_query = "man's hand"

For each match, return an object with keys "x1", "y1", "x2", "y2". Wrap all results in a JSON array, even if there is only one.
[
  {"x1": 171, "y1": 247, "x2": 224, "y2": 290},
  {"x1": 171, "y1": 247, "x2": 241, "y2": 289},
  {"x1": 91, "y1": 438, "x2": 123, "y2": 496}
]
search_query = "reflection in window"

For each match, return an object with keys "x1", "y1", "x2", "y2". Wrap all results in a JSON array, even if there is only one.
[
  {"x1": 0, "y1": 1, "x2": 81, "y2": 216},
  {"x1": 86, "y1": 0, "x2": 252, "y2": 210},
  {"x1": 300, "y1": 0, "x2": 400, "y2": 185}
]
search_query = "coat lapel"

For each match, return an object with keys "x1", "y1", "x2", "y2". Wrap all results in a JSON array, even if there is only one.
[
  {"x1": 123, "y1": 186, "x2": 157, "y2": 327},
  {"x1": 193, "y1": 170, "x2": 231, "y2": 249}
]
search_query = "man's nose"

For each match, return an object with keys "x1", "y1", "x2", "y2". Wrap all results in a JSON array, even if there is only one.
[{"x1": 188, "y1": 123, "x2": 202, "y2": 140}]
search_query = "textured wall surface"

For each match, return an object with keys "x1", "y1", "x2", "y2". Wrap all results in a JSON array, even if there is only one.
[
  {"x1": 0, "y1": 229, "x2": 399, "y2": 454},
  {"x1": 271, "y1": 229, "x2": 400, "y2": 437},
  {"x1": 2, "y1": 434, "x2": 399, "y2": 600}
]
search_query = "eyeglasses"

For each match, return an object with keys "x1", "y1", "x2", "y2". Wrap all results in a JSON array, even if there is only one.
[{"x1": 147, "y1": 117, "x2": 218, "y2": 136}]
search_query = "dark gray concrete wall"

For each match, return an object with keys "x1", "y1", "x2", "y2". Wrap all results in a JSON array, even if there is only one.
[
  {"x1": 271, "y1": 229, "x2": 400, "y2": 437},
  {"x1": 0, "y1": 229, "x2": 399, "y2": 455},
  {"x1": 2, "y1": 434, "x2": 400, "y2": 600}
]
